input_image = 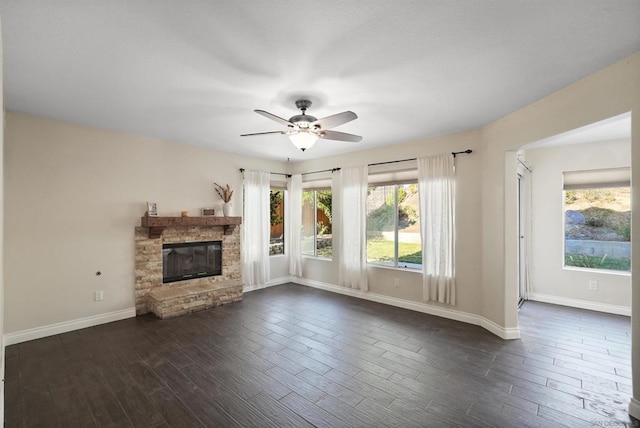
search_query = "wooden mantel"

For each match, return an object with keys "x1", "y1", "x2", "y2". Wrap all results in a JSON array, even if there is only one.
[{"x1": 140, "y1": 215, "x2": 242, "y2": 238}]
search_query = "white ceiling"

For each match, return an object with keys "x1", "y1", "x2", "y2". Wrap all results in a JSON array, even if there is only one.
[
  {"x1": 1, "y1": 1, "x2": 639, "y2": 162},
  {"x1": 523, "y1": 113, "x2": 632, "y2": 150}
]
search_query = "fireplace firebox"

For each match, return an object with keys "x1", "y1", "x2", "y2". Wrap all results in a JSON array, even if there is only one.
[{"x1": 162, "y1": 241, "x2": 222, "y2": 283}]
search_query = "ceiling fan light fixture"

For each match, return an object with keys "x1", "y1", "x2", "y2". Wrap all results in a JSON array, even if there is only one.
[
  {"x1": 288, "y1": 130, "x2": 318, "y2": 151},
  {"x1": 242, "y1": 99, "x2": 361, "y2": 148}
]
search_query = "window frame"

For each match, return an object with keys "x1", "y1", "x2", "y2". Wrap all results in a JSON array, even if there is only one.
[
  {"x1": 562, "y1": 172, "x2": 630, "y2": 273},
  {"x1": 302, "y1": 188, "x2": 333, "y2": 259},
  {"x1": 366, "y1": 181, "x2": 422, "y2": 271},
  {"x1": 269, "y1": 187, "x2": 285, "y2": 257}
]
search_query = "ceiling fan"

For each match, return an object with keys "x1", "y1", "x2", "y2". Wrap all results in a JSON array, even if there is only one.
[{"x1": 241, "y1": 99, "x2": 362, "y2": 151}]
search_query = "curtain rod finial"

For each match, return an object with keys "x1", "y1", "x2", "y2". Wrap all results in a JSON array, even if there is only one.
[{"x1": 452, "y1": 149, "x2": 473, "y2": 158}]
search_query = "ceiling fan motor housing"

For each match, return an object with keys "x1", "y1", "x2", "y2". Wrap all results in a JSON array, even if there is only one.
[
  {"x1": 290, "y1": 100, "x2": 317, "y2": 128},
  {"x1": 289, "y1": 114, "x2": 318, "y2": 127},
  {"x1": 295, "y1": 99, "x2": 313, "y2": 111}
]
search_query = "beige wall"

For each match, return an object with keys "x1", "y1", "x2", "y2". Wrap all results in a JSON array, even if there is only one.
[
  {"x1": 3, "y1": 112, "x2": 285, "y2": 333},
  {"x1": 632, "y1": 63, "x2": 640, "y2": 415},
  {"x1": 0, "y1": 17, "x2": 5, "y2": 419},
  {"x1": 477, "y1": 50, "x2": 640, "y2": 413},
  {"x1": 291, "y1": 130, "x2": 484, "y2": 316},
  {"x1": 481, "y1": 51, "x2": 640, "y2": 329},
  {"x1": 525, "y1": 140, "x2": 631, "y2": 307}
]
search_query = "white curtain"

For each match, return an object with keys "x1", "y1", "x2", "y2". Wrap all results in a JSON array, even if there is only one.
[
  {"x1": 242, "y1": 170, "x2": 271, "y2": 287},
  {"x1": 418, "y1": 154, "x2": 456, "y2": 304},
  {"x1": 336, "y1": 166, "x2": 368, "y2": 291},
  {"x1": 286, "y1": 174, "x2": 303, "y2": 277}
]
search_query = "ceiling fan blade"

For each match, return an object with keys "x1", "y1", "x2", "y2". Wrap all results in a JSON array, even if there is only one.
[
  {"x1": 320, "y1": 130, "x2": 362, "y2": 142},
  {"x1": 255, "y1": 110, "x2": 294, "y2": 127},
  {"x1": 240, "y1": 131, "x2": 285, "y2": 137},
  {"x1": 312, "y1": 111, "x2": 357, "y2": 129}
]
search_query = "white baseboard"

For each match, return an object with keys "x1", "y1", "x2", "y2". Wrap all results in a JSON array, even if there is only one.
[
  {"x1": 295, "y1": 278, "x2": 520, "y2": 340},
  {"x1": 3, "y1": 276, "x2": 293, "y2": 346},
  {"x1": 528, "y1": 293, "x2": 631, "y2": 316},
  {"x1": 243, "y1": 276, "x2": 293, "y2": 293},
  {"x1": 0, "y1": 337, "x2": 4, "y2": 423},
  {"x1": 629, "y1": 397, "x2": 640, "y2": 420},
  {"x1": 480, "y1": 317, "x2": 521, "y2": 340},
  {"x1": 2, "y1": 277, "x2": 521, "y2": 347},
  {"x1": 3, "y1": 308, "x2": 136, "y2": 346}
]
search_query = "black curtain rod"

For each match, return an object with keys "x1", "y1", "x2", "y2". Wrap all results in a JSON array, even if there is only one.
[
  {"x1": 302, "y1": 167, "x2": 341, "y2": 176},
  {"x1": 241, "y1": 150, "x2": 472, "y2": 176},
  {"x1": 239, "y1": 167, "x2": 341, "y2": 177},
  {"x1": 368, "y1": 158, "x2": 416, "y2": 167},
  {"x1": 452, "y1": 149, "x2": 473, "y2": 158},
  {"x1": 368, "y1": 149, "x2": 473, "y2": 167},
  {"x1": 239, "y1": 168, "x2": 291, "y2": 178}
]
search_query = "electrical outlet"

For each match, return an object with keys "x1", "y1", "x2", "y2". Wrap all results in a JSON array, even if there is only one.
[
  {"x1": 393, "y1": 278, "x2": 400, "y2": 288},
  {"x1": 94, "y1": 290, "x2": 104, "y2": 301},
  {"x1": 588, "y1": 281, "x2": 598, "y2": 291}
]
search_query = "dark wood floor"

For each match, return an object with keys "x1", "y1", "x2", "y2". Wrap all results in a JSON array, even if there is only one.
[{"x1": 4, "y1": 283, "x2": 636, "y2": 427}]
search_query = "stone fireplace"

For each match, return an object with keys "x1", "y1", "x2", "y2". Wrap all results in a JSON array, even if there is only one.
[{"x1": 135, "y1": 216, "x2": 243, "y2": 319}]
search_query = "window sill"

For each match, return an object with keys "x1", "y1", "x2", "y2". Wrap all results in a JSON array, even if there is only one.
[
  {"x1": 367, "y1": 263, "x2": 422, "y2": 274},
  {"x1": 303, "y1": 255, "x2": 333, "y2": 262},
  {"x1": 563, "y1": 266, "x2": 631, "y2": 277},
  {"x1": 269, "y1": 254, "x2": 286, "y2": 259}
]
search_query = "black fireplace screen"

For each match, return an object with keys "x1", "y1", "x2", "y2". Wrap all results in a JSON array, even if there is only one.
[{"x1": 162, "y1": 241, "x2": 222, "y2": 283}]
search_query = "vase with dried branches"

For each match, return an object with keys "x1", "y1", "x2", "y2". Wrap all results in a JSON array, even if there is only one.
[{"x1": 214, "y1": 183, "x2": 234, "y2": 216}]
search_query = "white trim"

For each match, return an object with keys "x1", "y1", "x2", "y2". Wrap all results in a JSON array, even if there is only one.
[
  {"x1": 0, "y1": 339, "x2": 4, "y2": 422},
  {"x1": 1, "y1": 277, "x2": 523, "y2": 348},
  {"x1": 562, "y1": 265, "x2": 631, "y2": 277},
  {"x1": 295, "y1": 278, "x2": 520, "y2": 340},
  {"x1": 480, "y1": 316, "x2": 521, "y2": 340},
  {"x1": 3, "y1": 308, "x2": 136, "y2": 346},
  {"x1": 243, "y1": 276, "x2": 293, "y2": 293},
  {"x1": 629, "y1": 398, "x2": 640, "y2": 420},
  {"x1": 528, "y1": 293, "x2": 631, "y2": 316}
]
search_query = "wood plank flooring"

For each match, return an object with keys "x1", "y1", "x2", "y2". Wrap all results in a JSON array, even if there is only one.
[{"x1": 4, "y1": 283, "x2": 637, "y2": 427}]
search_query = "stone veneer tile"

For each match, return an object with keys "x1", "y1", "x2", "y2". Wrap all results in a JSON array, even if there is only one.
[
  {"x1": 134, "y1": 225, "x2": 242, "y2": 315},
  {"x1": 147, "y1": 279, "x2": 243, "y2": 319}
]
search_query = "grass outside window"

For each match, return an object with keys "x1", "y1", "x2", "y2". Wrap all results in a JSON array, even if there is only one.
[
  {"x1": 366, "y1": 183, "x2": 421, "y2": 269},
  {"x1": 367, "y1": 239, "x2": 421, "y2": 265}
]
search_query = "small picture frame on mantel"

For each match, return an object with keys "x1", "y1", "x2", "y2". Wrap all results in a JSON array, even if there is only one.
[
  {"x1": 147, "y1": 202, "x2": 158, "y2": 217},
  {"x1": 202, "y1": 207, "x2": 216, "y2": 217}
]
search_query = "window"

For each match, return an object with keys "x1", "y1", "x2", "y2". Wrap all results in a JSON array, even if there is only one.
[
  {"x1": 366, "y1": 183, "x2": 421, "y2": 269},
  {"x1": 563, "y1": 168, "x2": 630, "y2": 272},
  {"x1": 269, "y1": 189, "x2": 284, "y2": 256},
  {"x1": 302, "y1": 190, "x2": 332, "y2": 258}
]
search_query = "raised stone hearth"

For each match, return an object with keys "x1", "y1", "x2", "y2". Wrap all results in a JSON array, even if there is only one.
[
  {"x1": 148, "y1": 279, "x2": 242, "y2": 319},
  {"x1": 135, "y1": 217, "x2": 243, "y2": 318}
]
